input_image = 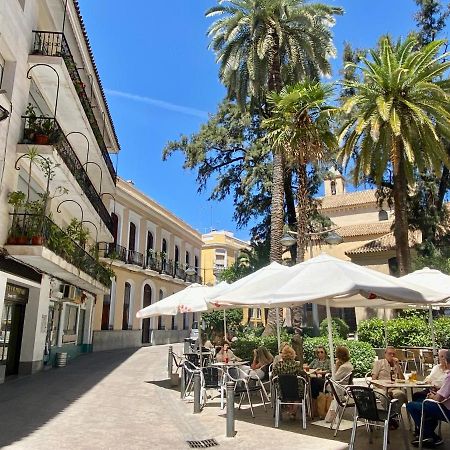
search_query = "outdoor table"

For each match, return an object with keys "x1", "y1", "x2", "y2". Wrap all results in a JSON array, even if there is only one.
[{"x1": 211, "y1": 361, "x2": 249, "y2": 367}]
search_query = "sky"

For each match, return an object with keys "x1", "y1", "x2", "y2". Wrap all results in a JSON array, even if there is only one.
[{"x1": 79, "y1": 0, "x2": 420, "y2": 241}]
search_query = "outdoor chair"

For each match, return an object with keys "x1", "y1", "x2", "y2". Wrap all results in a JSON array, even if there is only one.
[
  {"x1": 404, "y1": 349, "x2": 419, "y2": 373},
  {"x1": 202, "y1": 365, "x2": 225, "y2": 406},
  {"x1": 172, "y1": 351, "x2": 183, "y2": 373},
  {"x1": 226, "y1": 366, "x2": 267, "y2": 418},
  {"x1": 348, "y1": 386, "x2": 409, "y2": 450},
  {"x1": 365, "y1": 371, "x2": 373, "y2": 387},
  {"x1": 325, "y1": 373, "x2": 355, "y2": 436},
  {"x1": 418, "y1": 396, "x2": 450, "y2": 449},
  {"x1": 182, "y1": 360, "x2": 205, "y2": 404},
  {"x1": 273, "y1": 374, "x2": 308, "y2": 429},
  {"x1": 395, "y1": 349, "x2": 409, "y2": 372},
  {"x1": 419, "y1": 351, "x2": 434, "y2": 376}
]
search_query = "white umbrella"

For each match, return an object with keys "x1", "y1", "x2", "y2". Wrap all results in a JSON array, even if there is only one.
[{"x1": 401, "y1": 267, "x2": 450, "y2": 360}]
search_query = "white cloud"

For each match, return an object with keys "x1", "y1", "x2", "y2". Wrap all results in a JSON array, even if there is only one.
[{"x1": 105, "y1": 89, "x2": 208, "y2": 119}]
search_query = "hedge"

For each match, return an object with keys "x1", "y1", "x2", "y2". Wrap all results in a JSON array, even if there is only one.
[
  {"x1": 232, "y1": 333, "x2": 375, "y2": 378},
  {"x1": 319, "y1": 317, "x2": 349, "y2": 339},
  {"x1": 357, "y1": 315, "x2": 450, "y2": 348}
]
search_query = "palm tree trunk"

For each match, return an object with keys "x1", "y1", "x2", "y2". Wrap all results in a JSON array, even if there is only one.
[
  {"x1": 392, "y1": 141, "x2": 412, "y2": 275},
  {"x1": 284, "y1": 168, "x2": 297, "y2": 262}
]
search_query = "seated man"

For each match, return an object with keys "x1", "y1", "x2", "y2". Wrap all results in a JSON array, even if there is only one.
[
  {"x1": 407, "y1": 349, "x2": 450, "y2": 448},
  {"x1": 372, "y1": 346, "x2": 407, "y2": 424}
]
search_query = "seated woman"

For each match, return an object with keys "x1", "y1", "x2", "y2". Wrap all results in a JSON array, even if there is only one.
[
  {"x1": 273, "y1": 345, "x2": 307, "y2": 419},
  {"x1": 412, "y1": 349, "x2": 449, "y2": 401},
  {"x1": 250, "y1": 346, "x2": 274, "y2": 381},
  {"x1": 215, "y1": 341, "x2": 240, "y2": 363},
  {"x1": 272, "y1": 342, "x2": 289, "y2": 366},
  {"x1": 309, "y1": 346, "x2": 332, "y2": 401}
]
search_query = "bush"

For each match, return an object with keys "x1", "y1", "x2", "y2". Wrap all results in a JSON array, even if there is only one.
[
  {"x1": 386, "y1": 317, "x2": 431, "y2": 347},
  {"x1": 233, "y1": 330, "x2": 290, "y2": 362},
  {"x1": 435, "y1": 317, "x2": 450, "y2": 348},
  {"x1": 357, "y1": 318, "x2": 385, "y2": 348},
  {"x1": 319, "y1": 317, "x2": 349, "y2": 339}
]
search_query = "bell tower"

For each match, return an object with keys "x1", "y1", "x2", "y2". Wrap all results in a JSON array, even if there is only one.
[{"x1": 324, "y1": 168, "x2": 345, "y2": 196}]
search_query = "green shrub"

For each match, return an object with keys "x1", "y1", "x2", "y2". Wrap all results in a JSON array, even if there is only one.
[
  {"x1": 385, "y1": 317, "x2": 431, "y2": 347},
  {"x1": 357, "y1": 318, "x2": 385, "y2": 348},
  {"x1": 319, "y1": 317, "x2": 349, "y2": 339},
  {"x1": 435, "y1": 317, "x2": 450, "y2": 348}
]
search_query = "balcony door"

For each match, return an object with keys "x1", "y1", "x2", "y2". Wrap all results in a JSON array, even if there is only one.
[
  {"x1": 128, "y1": 222, "x2": 136, "y2": 252},
  {"x1": 111, "y1": 213, "x2": 118, "y2": 244},
  {"x1": 141, "y1": 284, "x2": 152, "y2": 344}
]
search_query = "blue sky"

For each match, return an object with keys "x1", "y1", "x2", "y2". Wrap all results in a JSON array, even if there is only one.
[{"x1": 79, "y1": 0, "x2": 420, "y2": 240}]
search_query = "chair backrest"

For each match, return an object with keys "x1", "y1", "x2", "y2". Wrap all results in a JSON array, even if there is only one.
[
  {"x1": 349, "y1": 386, "x2": 381, "y2": 422},
  {"x1": 185, "y1": 353, "x2": 200, "y2": 366},
  {"x1": 421, "y1": 351, "x2": 434, "y2": 364},
  {"x1": 202, "y1": 366, "x2": 220, "y2": 388},
  {"x1": 277, "y1": 374, "x2": 305, "y2": 402},
  {"x1": 395, "y1": 349, "x2": 406, "y2": 362},
  {"x1": 348, "y1": 371, "x2": 354, "y2": 385},
  {"x1": 325, "y1": 375, "x2": 347, "y2": 408}
]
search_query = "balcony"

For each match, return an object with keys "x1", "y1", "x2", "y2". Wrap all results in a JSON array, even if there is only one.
[
  {"x1": 5, "y1": 214, "x2": 111, "y2": 294},
  {"x1": 18, "y1": 116, "x2": 113, "y2": 234},
  {"x1": 98, "y1": 245, "x2": 202, "y2": 284},
  {"x1": 30, "y1": 30, "x2": 116, "y2": 183}
]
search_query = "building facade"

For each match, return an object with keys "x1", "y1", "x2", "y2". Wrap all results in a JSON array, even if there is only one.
[
  {"x1": 94, "y1": 179, "x2": 203, "y2": 350},
  {"x1": 0, "y1": 0, "x2": 118, "y2": 381}
]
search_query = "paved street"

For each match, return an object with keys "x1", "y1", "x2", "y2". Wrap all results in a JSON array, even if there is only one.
[{"x1": 0, "y1": 344, "x2": 449, "y2": 450}]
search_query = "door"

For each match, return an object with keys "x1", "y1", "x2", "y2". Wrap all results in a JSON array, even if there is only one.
[
  {"x1": 77, "y1": 309, "x2": 86, "y2": 344},
  {"x1": 1, "y1": 302, "x2": 26, "y2": 376},
  {"x1": 141, "y1": 285, "x2": 152, "y2": 343}
]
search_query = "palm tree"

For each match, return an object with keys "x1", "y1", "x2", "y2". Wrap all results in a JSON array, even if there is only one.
[
  {"x1": 339, "y1": 35, "x2": 450, "y2": 275},
  {"x1": 264, "y1": 81, "x2": 337, "y2": 261},
  {"x1": 206, "y1": 0, "x2": 342, "y2": 333}
]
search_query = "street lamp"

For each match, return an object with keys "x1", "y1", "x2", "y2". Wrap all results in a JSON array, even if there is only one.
[
  {"x1": 324, "y1": 230, "x2": 344, "y2": 245},
  {"x1": 281, "y1": 233, "x2": 297, "y2": 248},
  {"x1": 185, "y1": 266, "x2": 196, "y2": 277}
]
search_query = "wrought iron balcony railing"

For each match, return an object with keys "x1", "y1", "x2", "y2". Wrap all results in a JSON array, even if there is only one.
[
  {"x1": 7, "y1": 214, "x2": 111, "y2": 287},
  {"x1": 128, "y1": 249, "x2": 144, "y2": 267},
  {"x1": 20, "y1": 116, "x2": 113, "y2": 234},
  {"x1": 31, "y1": 30, "x2": 116, "y2": 183},
  {"x1": 104, "y1": 242, "x2": 127, "y2": 262}
]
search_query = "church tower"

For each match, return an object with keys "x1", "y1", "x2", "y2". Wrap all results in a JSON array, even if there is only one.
[{"x1": 324, "y1": 168, "x2": 346, "y2": 196}]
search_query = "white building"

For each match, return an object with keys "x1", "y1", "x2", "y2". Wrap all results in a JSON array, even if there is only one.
[{"x1": 0, "y1": 0, "x2": 119, "y2": 381}]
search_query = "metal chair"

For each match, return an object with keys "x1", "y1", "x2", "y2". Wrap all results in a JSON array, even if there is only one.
[
  {"x1": 404, "y1": 349, "x2": 419, "y2": 373},
  {"x1": 273, "y1": 374, "x2": 308, "y2": 429},
  {"x1": 325, "y1": 373, "x2": 355, "y2": 436},
  {"x1": 418, "y1": 396, "x2": 450, "y2": 449},
  {"x1": 226, "y1": 366, "x2": 267, "y2": 418},
  {"x1": 348, "y1": 386, "x2": 409, "y2": 450},
  {"x1": 182, "y1": 360, "x2": 205, "y2": 404},
  {"x1": 419, "y1": 351, "x2": 434, "y2": 376}
]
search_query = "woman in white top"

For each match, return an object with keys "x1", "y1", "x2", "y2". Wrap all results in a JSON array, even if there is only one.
[{"x1": 412, "y1": 348, "x2": 449, "y2": 401}]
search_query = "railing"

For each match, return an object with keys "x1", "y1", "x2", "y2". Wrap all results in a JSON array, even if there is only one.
[
  {"x1": 7, "y1": 214, "x2": 111, "y2": 287},
  {"x1": 128, "y1": 249, "x2": 144, "y2": 266},
  {"x1": 20, "y1": 116, "x2": 113, "y2": 234},
  {"x1": 103, "y1": 242, "x2": 127, "y2": 262},
  {"x1": 31, "y1": 30, "x2": 116, "y2": 183}
]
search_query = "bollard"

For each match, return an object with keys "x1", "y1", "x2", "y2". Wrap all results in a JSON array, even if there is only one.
[
  {"x1": 180, "y1": 364, "x2": 185, "y2": 399},
  {"x1": 168, "y1": 345, "x2": 173, "y2": 379},
  {"x1": 193, "y1": 370, "x2": 202, "y2": 414},
  {"x1": 226, "y1": 381, "x2": 236, "y2": 437}
]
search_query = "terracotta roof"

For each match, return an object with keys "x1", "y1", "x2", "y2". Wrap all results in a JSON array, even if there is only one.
[
  {"x1": 339, "y1": 221, "x2": 393, "y2": 238},
  {"x1": 320, "y1": 189, "x2": 378, "y2": 210},
  {"x1": 345, "y1": 231, "x2": 421, "y2": 256},
  {"x1": 73, "y1": 1, "x2": 120, "y2": 151}
]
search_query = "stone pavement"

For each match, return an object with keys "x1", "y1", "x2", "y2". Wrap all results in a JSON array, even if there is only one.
[{"x1": 0, "y1": 344, "x2": 448, "y2": 449}]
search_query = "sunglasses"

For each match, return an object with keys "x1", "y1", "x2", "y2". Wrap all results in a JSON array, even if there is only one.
[{"x1": 317, "y1": 350, "x2": 325, "y2": 354}]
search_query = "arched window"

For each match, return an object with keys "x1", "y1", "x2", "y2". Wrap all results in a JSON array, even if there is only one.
[
  {"x1": 194, "y1": 256, "x2": 199, "y2": 274},
  {"x1": 111, "y1": 213, "x2": 119, "y2": 244},
  {"x1": 171, "y1": 315, "x2": 176, "y2": 330},
  {"x1": 129, "y1": 222, "x2": 136, "y2": 251},
  {"x1": 330, "y1": 180, "x2": 337, "y2": 195},
  {"x1": 142, "y1": 284, "x2": 152, "y2": 344},
  {"x1": 122, "y1": 282, "x2": 131, "y2": 330},
  {"x1": 378, "y1": 209, "x2": 389, "y2": 221},
  {"x1": 185, "y1": 251, "x2": 190, "y2": 267},
  {"x1": 162, "y1": 238, "x2": 167, "y2": 254},
  {"x1": 147, "y1": 231, "x2": 154, "y2": 252},
  {"x1": 158, "y1": 289, "x2": 164, "y2": 330},
  {"x1": 175, "y1": 245, "x2": 179, "y2": 265}
]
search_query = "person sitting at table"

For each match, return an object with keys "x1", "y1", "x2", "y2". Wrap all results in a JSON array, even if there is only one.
[
  {"x1": 250, "y1": 346, "x2": 274, "y2": 381},
  {"x1": 273, "y1": 345, "x2": 307, "y2": 419},
  {"x1": 273, "y1": 342, "x2": 289, "y2": 366},
  {"x1": 407, "y1": 349, "x2": 450, "y2": 448},
  {"x1": 372, "y1": 346, "x2": 407, "y2": 429},
  {"x1": 215, "y1": 341, "x2": 240, "y2": 363},
  {"x1": 308, "y1": 346, "x2": 331, "y2": 400},
  {"x1": 412, "y1": 349, "x2": 449, "y2": 401}
]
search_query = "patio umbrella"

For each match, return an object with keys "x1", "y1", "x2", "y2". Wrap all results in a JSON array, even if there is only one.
[
  {"x1": 210, "y1": 254, "x2": 450, "y2": 376},
  {"x1": 401, "y1": 267, "x2": 450, "y2": 360}
]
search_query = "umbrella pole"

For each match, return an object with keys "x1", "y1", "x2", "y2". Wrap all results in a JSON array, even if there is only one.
[
  {"x1": 383, "y1": 308, "x2": 388, "y2": 347},
  {"x1": 326, "y1": 300, "x2": 336, "y2": 378},
  {"x1": 276, "y1": 307, "x2": 281, "y2": 353},
  {"x1": 199, "y1": 312, "x2": 203, "y2": 368},
  {"x1": 429, "y1": 305, "x2": 437, "y2": 363},
  {"x1": 223, "y1": 310, "x2": 227, "y2": 341}
]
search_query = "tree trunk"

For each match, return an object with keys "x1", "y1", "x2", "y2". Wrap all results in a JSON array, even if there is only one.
[
  {"x1": 284, "y1": 168, "x2": 297, "y2": 262},
  {"x1": 392, "y1": 141, "x2": 412, "y2": 275}
]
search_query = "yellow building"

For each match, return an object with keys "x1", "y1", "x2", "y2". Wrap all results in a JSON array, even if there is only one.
[{"x1": 93, "y1": 178, "x2": 203, "y2": 350}]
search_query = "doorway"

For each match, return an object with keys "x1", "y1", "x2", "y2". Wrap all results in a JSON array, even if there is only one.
[
  {"x1": 141, "y1": 284, "x2": 152, "y2": 344},
  {"x1": 1, "y1": 302, "x2": 26, "y2": 376}
]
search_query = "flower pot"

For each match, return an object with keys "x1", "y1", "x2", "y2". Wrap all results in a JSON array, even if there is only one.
[
  {"x1": 34, "y1": 134, "x2": 49, "y2": 145},
  {"x1": 6, "y1": 236, "x2": 17, "y2": 245},
  {"x1": 16, "y1": 236, "x2": 28, "y2": 245},
  {"x1": 31, "y1": 235, "x2": 44, "y2": 245}
]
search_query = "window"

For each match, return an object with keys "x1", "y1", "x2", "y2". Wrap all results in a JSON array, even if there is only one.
[
  {"x1": 63, "y1": 305, "x2": 78, "y2": 341},
  {"x1": 378, "y1": 209, "x2": 389, "y2": 221},
  {"x1": 171, "y1": 316, "x2": 177, "y2": 330},
  {"x1": 122, "y1": 282, "x2": 131, "y2": 330},
  {"x1": 101, "y1": 294, "x2": 110, "y2": 330},
  {"x1": 162, "y1": 238, "x2": 167, "y2": 254},
  {"x1": 185, "y1": 251, "x2": 190, "y2": 266},
  {"x1": 111, "y1": 213, "x2": 119, "y2": 244},
  {"x1": 183, "y1": 313, "x2": 189, "y2": 330},
  {"x1": 0, "y1": 54, "x2": 4, "y2": 90},
  {"x1": 194, "y1": 256, "x2": 199, "y2": 274},
  {"x1": 128, "y1": 222, "x2": 136, "y2": 251},
  {"x1": 147, "y1": 231, "x2": 154, "y2": 252},
  {"x1": 330, "y1": 180, "x2": 337, "y2": 195},
  {"x1": 175, "y1": 245, "x2": 179, "y2": 264}
]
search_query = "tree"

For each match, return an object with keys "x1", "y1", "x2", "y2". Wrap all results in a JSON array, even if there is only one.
[
  {"x1": 415, "y1": 0, "x2": 450, "y2": 45},
  {"x1": 206, "y1": 0, "x2": 342, "y2": 333},
  {"x1": 340, "y1": 35, "x2": 450, "y2": 275}
]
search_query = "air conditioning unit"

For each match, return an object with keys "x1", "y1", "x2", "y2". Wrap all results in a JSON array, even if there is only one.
[{"x1": 60, "y1": 284, "x2": 78, "y2": 302}]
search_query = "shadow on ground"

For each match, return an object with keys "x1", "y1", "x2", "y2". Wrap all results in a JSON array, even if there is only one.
[{"x1": 0, "y1": 348, "x2": 138, "y2": 447}]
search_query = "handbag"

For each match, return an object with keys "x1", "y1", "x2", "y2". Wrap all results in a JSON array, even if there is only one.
[{"x1": 317, "y1": 392, "x2": 332, "y2": 419}]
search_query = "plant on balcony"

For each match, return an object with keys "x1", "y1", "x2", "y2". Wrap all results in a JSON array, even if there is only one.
[
  {"x1": 65, "y1": 218, "x2": 90, "y2": 248},
  {"x1": 23, "y1": 104, "x2": 37, "y2": 143},
  {"x1": 6, "y1": 191, "x2": 27, "y2": 244}
]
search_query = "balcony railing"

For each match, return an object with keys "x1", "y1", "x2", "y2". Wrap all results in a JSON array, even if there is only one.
[
  {"x1": 7, "y1": 214, "x2": 111, "y2": 287},
  {"x1": 98, "y1": 245, "x2": 202, "y2": 283},
  {"x1": 31, "y1": 30, "x2": 116, "y2": 183},
  {"x1": 20, "y1": 116, "x2": 113, "y2": 234}
]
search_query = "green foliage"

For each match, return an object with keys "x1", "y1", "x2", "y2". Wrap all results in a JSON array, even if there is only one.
[
  {"x1": 414, "y1": 0, "x2": 450, "y2": 45},
  {"x1": 357, "y1": 316, "x2": 450, "y2": 349},
  {"x1": 319, "y1": 317, "x2": 349, "y2": 339},
  {"x1": 413, "y1": 241, "x2": 450, "y2": 274},
  {"x1": 202, "y1": 309, "x2": 243, "y2": 341}
]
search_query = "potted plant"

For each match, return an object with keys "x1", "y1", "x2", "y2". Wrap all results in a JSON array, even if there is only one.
[
  {"x1": 7, "y1": 191, "x2": 26, "y2": 244},
  {"x1": 34, "y1": 118, "x2": 54, "y2": 145},
  {"x1": 25, "y1": 199, "x2": 45, "y2": 245},
  {"x1": 23, "y1": 104, "x2": 37, "y2": 143}
]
